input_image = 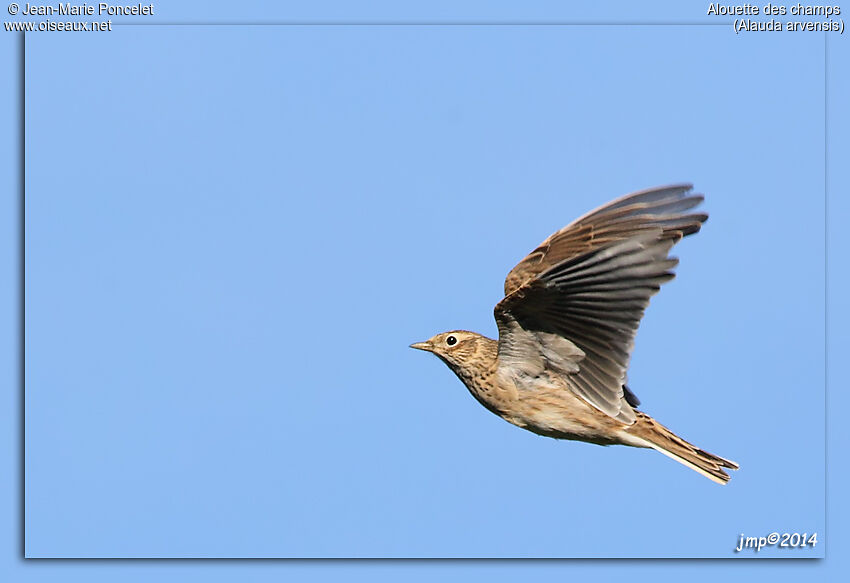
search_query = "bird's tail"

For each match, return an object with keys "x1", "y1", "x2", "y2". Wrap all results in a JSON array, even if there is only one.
[{"x1": 623, "y1": 411, "x2": 739, "y2": 485}]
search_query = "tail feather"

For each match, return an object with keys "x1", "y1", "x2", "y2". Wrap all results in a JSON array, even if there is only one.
[{"x1": 624, "y1": 411, "x2": 739, "y2": 485}]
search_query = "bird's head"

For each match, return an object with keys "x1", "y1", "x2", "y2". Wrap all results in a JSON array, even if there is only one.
[{"x1": 409, "y1": 330, "x2": 488, "y2": 371}]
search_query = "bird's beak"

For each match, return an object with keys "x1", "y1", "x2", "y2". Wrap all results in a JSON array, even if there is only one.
[{"x1": 409, "y1": 341, "x2": 432, "y2": 352}]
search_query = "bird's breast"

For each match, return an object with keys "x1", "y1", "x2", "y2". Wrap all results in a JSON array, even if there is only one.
[{"x1": 452, "y1": 368, "x2": 517, "y2": 418}]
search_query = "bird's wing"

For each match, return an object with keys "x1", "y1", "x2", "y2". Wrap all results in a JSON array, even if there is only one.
[
  {"x1": 494, "y1": 185, "x2": 707, "y2": 424},
  {"x1": 503, "y1": 184, "x2": 705, "y2": 296}
]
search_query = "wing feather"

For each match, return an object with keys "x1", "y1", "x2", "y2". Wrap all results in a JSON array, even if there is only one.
[
  {"x1": 494, "y1": 185, "x2": 707, "y2": 423},
  {"x1": 504, "y1": 184, "x2": 705, "y2": 296}
]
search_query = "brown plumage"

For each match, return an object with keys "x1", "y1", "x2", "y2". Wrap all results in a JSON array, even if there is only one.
[{"x1": 411, "y1": 184, "x2": 738, "y2": 484}]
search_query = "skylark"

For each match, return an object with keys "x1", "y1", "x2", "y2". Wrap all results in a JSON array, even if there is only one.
[{"x1": 411, "y1": 184, "x2": 738, "y2": 484}]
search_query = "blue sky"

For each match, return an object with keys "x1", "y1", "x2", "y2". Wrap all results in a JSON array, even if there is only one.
[{"x1": 2, "y1": 0, "x2": 849, "y2": 580}]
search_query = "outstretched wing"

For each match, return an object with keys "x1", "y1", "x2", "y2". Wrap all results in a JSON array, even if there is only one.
[
  {"x1": 504, "y1": 184, "x2": 705, "y2": 296},
  {"x1": 494, "y1": 185, "x2": 707, "y2": 424}
]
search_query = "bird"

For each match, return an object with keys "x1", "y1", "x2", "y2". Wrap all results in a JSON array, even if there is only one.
[{"x1": 410, "y1": 184, "x2": 738, "y2": 484}]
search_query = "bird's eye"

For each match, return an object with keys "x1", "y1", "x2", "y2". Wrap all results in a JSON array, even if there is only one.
[{"x1": 446, "y1": 335, "x2": 457, "y2": 346}]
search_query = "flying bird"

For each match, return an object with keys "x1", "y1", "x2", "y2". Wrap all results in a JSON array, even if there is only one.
[{"x1": 411, "y1": 184, "x2": 738, "y2": 484}]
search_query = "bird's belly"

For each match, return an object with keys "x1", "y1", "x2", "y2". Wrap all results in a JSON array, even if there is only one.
[{"x1": 499, "y1": 387, "x2": 624, "y2": 446}]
